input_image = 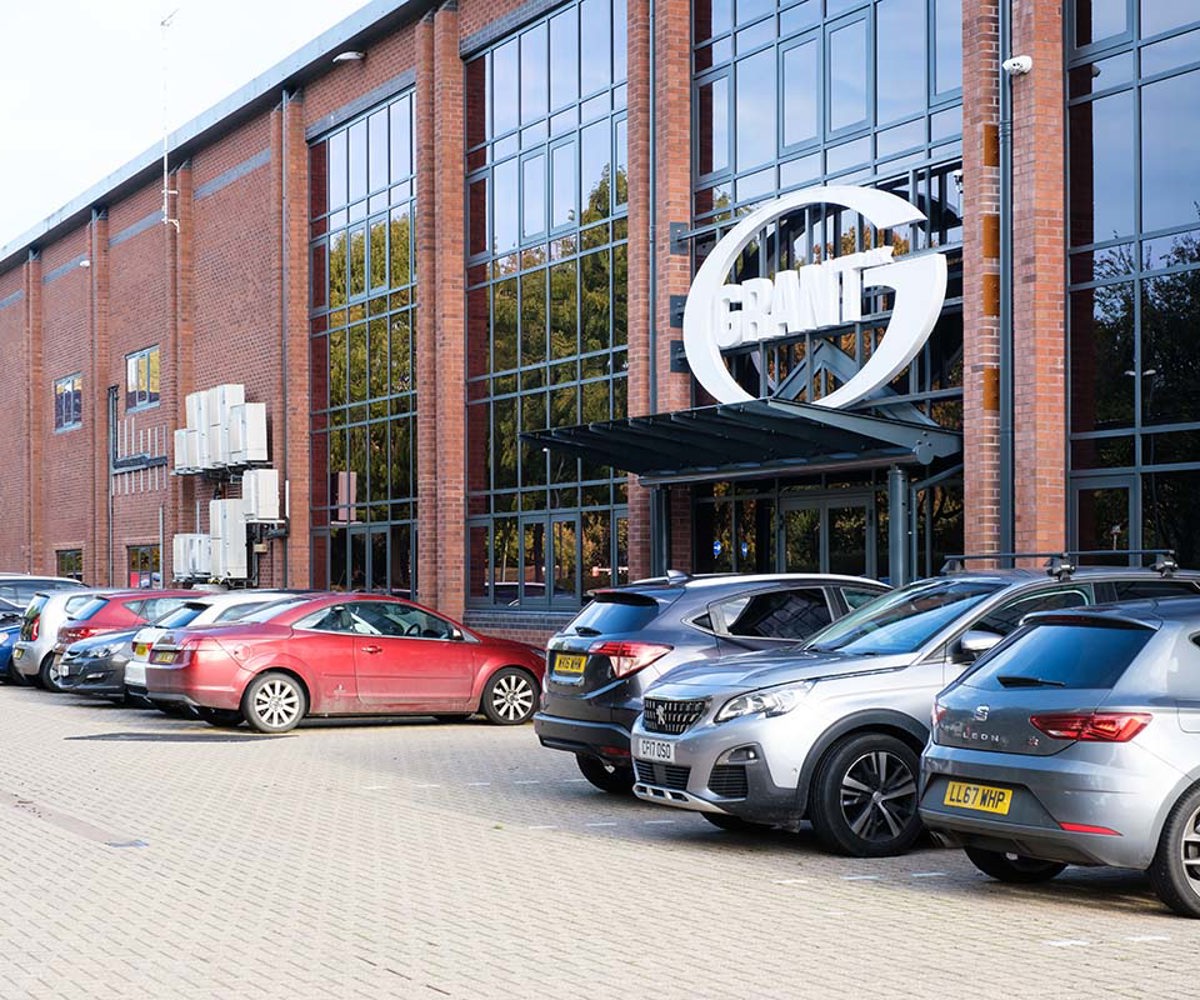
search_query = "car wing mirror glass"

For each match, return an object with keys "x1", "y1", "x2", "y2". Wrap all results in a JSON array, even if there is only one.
[
  {"x1": 959, "y1": 629, "x2": 1002, "y2": 660},
  {"x1": 449, "y1": 627, "x2": 465, "y2": 641}
]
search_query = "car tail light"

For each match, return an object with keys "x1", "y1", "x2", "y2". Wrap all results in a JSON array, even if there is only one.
[
  {"x1": 61, "y1": 626, "x2": 98, "y2": 644},
  {"x1": 1059, "y1": 821, "x2": 1121, "y2": 836},
  {"x1": 1030, "y1": 712, "x2": 1151, "y2": 743},
  {"x1": 30, "y1": 618, "x2": 39, "y2": 641},
  {"x1": 932, "y1": 700, "x2": 947, "y2": 729},
  {"x1": 588, "y1": 640, "x2": 672, "y2": 678}
]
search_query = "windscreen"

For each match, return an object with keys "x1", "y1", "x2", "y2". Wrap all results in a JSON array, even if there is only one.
[
  {"x1": 234, "y1": 597, "x2": 315, "y2": 624},
  {"x1": 567, "y1": 593, "x2": 661, "y2": 635},
  {"x1": 153, "y1": 602, "x2": 209, "y2": 629},
  {"x1": 963, "y1": 622, "x2": 1153, "y2": 691},
  {"x1": 803, "y1": 579, "x2": 1003, "y2": 655}
]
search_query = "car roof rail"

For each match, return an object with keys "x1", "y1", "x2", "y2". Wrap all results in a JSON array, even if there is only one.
[{"x1": 941, "y1": 548, "x2": 1178, "y2": 578}]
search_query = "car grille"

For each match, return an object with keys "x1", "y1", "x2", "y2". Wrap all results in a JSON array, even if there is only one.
[
  {"x1": 642, "y1": 697, "x2": 707, "y2": 734},
  {"x1": 707, "y1": 765, "x2": 748, "y2": 799},
  {"x1": 634, "y1": 760, "x2": 691, "y2": 790}
]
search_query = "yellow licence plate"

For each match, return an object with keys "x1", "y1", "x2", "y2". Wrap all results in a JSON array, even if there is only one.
[
  {"x1": 943, "y1": 780, "x2": 1013, "y2": 816},
  {"x1": 554, "y1": 653, "x2": 586, "y2": 676},
  {"x1": 150, "y1": 650, "x2": 176, "y2": 664},
  {"x1": 134, "y1": 643, "x2": 150, "y2": 657},
  {"x1": 12, "y1": 648, "x2": 22, "y2": 660}
]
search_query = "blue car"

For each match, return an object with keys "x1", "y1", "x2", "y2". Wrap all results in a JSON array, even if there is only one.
[{"x1": 0, "y1": 621, "x2": 22, "y2": 682}]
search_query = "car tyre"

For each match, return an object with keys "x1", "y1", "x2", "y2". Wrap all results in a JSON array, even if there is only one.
[
  {"x1": 810, "y1": 732, "x2": 923, "y2": 858},
  {"x1": 39, "y1": 654, "x2": 66, "y2": 693},
  {"x1": 241, "y1": 671, "x2": 307, "y2": 734},
  {"x1": 1149, "y1": 784, "x2": 1200, "y2": 918},
  {"x1": 198, "y1": 707, "x2": 245, "y2": 729},
  {"x1": 481, "y1": 668, "x2": 538, "y2": 725},
  {"x1": 575, "y1": 754, "x2": 635, "y2": 794},
  {"x1": 965, "y1": 847, "x2": 1066, "y2": 883},
  {"x1": 702, "y1": 812, "x2": 765, "y2": 833}
]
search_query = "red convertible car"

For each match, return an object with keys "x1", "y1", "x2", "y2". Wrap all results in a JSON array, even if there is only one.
[{"x1": 143, "y1": 594, "x2": 545, "y2": 733}]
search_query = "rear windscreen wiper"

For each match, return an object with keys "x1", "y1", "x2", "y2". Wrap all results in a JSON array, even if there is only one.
[
  {"x1": 996, "y1": 675, "x2": 1066, "y2": 688},
  {"x1": 573, "y1": 625, "x2": 602, "y2": 636}
]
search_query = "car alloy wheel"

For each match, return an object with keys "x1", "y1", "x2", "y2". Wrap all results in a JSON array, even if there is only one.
[
  {"x1": 1150, "y1": 785, "x2": 1200, "y2": 918},
  {"x1": 482, "y1": 668, "x2": 538, "y2": 725},
  {"x1": 39, "y1": 654, "x2": 65, "y2": 693},
  {"x1": 243, "y1": 672, "x2": 307, "y2": 734},
  {"x1": 811, "y1": 732, "x2": 922, "y2": 857}
]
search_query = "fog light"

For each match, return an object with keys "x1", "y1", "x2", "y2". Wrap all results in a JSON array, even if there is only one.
[{"x1": 718, "y1": 745, "x2": 760, "y2": 765}]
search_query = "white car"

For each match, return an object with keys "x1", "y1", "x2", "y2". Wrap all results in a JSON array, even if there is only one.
[{"x1": 125, "y1": 591, "x2": 304, "y2": 700}]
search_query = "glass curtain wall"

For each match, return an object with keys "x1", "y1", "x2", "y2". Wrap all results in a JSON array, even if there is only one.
[
  {"x1": 1067, "y1": 3, "x2": 1200, "y2": 564},
  {"x1": 465, "y1": 0, "x2": 631, "y2": 609},
  {"x1": 309, "y1": 91, "x2": 418, "y2": 593},
  {"x1": 690, "y1": 0, "x2": 965, "y2": 581}
]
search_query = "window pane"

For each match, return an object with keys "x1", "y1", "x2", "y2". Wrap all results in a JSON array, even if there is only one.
[
  {"x1": 522, "y1": 154, "x2": 546, "y2": 239},
  {"x1": 782, "y1": 40, "x2": 818, "y2": 146},
  {"x1": 697, "y1": 76, "x2": 730, "y2": 175},
  {"x1": 580, "y1": 121, "x2": 610, "y2": 223},
  {"x1": 1069, "y1": 91, "x2": 1134, "y2": 246},
  {"x1": 1141, "y1": 70, "x2": 1200, "y2": 234},
  {"x1": 521, "y1": 23, "x2": 548, "y2": 124},
  {"x1": 934, "y1": 0, "x2": 962, "y2": 93},
  {"x1": 126, "y1": 357, "x2": 138, "y2": 409},
  {"x1": 368, "y1": 110, "x2": 388, "y2": 192},
  {"x1": 878, "y1": 0, "x2": 925, "y2": 122},
  {"x1": 523, "y1": 521, "x2": 547, "y2": 599},
  {"x1": 1076, "y1": 0, "x2": 1127, "y2": 46},
  {"x1": 1069, "y1": 285, "x2": 1134, "y2": 433},
  {"x1": 521, "y1": 270, "x2": 547, "y2": 366},
  {"x1": 579, "y1": 0, "x2": 611, "y2": 95},
  {"x1": 550, "y1": 261, "x2": 578, "y2": 359},
  {"x1": 614, "y1": 118, "x2": 628, "y2": 206},
  {"x1": 580, "y1": 249, "x2": 610, "y2": 352},
  {"x1": 613, "y1": 0, "x2": 627, "y2": 83},
  {"x1": 469, "y1": 177, "x2": 489, "y2": 256},
  {"x1": 1141, "y1": 0, "x2": 1199, "y2": 37},
  {"x1": 389, "y1": 97, "x2": 411, "y2": 180},
  {"x1": 1142, "y1": 273, "x2": 1200, "y2": 426},
  {"x1": 348, "y1": 120, "x2": 367, "y2": 203},
  {"x1": 552, "y1": 519, "x2": 577, "y2": 598},
  {"x1": 390, "y1": 207, "x2": 412, "y2": 287},
  {"x1": 349, "y1": 324, "x2": 367, "y2": 402},
  {"x1": 494, "y1": 158, "x2": 519, "y2": 253},
  {"x1": 148, "y1": 349, "x2": 160, "y2": 402},
  {"x1": 493, "y1": 278, "x2": 519, "y2": 371},
  {"x1": 828, "y1": 19, "x2": 868, "y2": 132},
  {"x1": 550, "y1": 9, "x2": 579, "y2": 109},
  {"x1": 493, "y1": 40, "x2": 520, "y2": 136},
  {"x1": 349, "y1": 225, "x2": 366, "y2": 297},
  {"x1": 736, "y1": 49, "x2": 775, "y2": 169},
  {"x1": 551, "y1": 142, "x2": 576, "y2": 227},
  {"x1": 328, "y1": 130, "x2": 347, "y2": 211}
]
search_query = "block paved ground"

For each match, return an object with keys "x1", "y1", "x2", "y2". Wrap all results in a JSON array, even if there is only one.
[{"x1": 0, "y1": 684, "x2": 1197, "y2": 999}]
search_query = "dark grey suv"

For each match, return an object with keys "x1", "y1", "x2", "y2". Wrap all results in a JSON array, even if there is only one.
[{"x1": 534, "y1": 572, "x2": 888, "y2": 793}]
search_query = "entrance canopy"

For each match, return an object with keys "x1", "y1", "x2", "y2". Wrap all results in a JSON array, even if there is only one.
[{"x1": 522, "y1": 398, "x2": 960, "y2": 486}]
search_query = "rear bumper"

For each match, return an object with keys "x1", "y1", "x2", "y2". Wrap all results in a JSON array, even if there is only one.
[
  {"x1": 533, "y1": 713, "x2": 633, "y2": 761},
  {"x1": 144, "y1": 666, "x2": 241, "y2": 711}
]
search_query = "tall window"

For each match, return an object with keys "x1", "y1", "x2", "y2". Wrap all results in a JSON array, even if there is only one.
[
  {"x1": 125, "y1": 346, "x2": 160, "y2": 411},
  {"x1": 128, "y1": 545, "x2": 160, "y2": 589},
  {"x1": 1067, "y1": 2, "x2": 1200, "y2": 563},
  {"x1": 309, "y1": 90, "x2": 418, "y2": 594},
  {"x1": 56, "y1": 549, "x2": 83, "y2": 581},
  {"x1": 465, "y1": 0, "x2": 631, "y2": 608},
  {"x1": 54, "y1": 374, "x2": 82, "y2": 431}
]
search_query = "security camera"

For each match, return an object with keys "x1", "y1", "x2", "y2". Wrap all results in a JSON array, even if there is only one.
[{"x1": 1002, "y1": 55, "x2": 1033, "y2": 75}]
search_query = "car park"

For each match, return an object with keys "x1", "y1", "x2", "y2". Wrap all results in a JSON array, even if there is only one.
[
  {"x1": 42, "y1": 590, "x2": 193, "y2": 693},
  {"x1": 535, "y1": 572, "x2": 890, "y2": 794},
  {"x1": 144, "y1": 593, "x2": 546, "y2": 733},
  {"x1": 628, "y1": 557, "x2": 1200, "y2": 857},
  {"x1": 124, "y1": 590, "x2": 310, "y2": 703},
  {"x1": 11, "y1": 589, "x2": 116, "y2": 688},
  {"x1": 920, "y1": 597, "x2": 1200, "y2": 918}
]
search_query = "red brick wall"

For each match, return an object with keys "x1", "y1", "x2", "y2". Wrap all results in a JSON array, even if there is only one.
[
  {"x1": 1011, "y1": 0, "x2": 1067, "y2": 556},
  {"x1": 0, "y1": 269, "x2": 30, "y2": 570}
]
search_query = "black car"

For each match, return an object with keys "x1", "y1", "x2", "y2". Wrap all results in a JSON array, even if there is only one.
[
  {"x1": 57, "y1": 627, "x2": 140, "y2": 703},
  {"x1": 534, "y1": 571, "x2": 888, "y2": 793}
]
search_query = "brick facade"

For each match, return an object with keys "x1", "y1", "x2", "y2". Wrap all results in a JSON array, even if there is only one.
[{"x1": 0, "y1": 0, "x2": 1076, "y2": 623}]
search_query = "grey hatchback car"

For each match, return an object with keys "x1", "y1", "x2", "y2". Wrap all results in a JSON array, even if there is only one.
[
  {"x1": 535, "y1": 572, "x2": 888, "y2": 793},
  {"x1": 921, "y1": 597, "x2": 1200, "y2": 918}
]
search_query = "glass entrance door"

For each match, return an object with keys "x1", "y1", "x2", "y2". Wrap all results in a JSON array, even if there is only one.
[
  {"x1": 780, "y1": 495, "x2": 876, "y2": 577},
  {"x1": 1072, "y1": 475, "x2": 1136, "y2": 562}
]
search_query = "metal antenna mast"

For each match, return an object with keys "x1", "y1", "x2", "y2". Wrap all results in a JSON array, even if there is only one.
[{"x1": 161, "y1": 7, "x2": 180, "y2": 232}]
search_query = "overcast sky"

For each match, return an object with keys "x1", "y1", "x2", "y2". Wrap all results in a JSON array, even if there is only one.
[{"x1": 0, "y1": 0, "x2": 369, "y2": 250}]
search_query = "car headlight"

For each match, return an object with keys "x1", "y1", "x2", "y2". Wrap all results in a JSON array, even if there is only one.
[{"x1": 714, "y1": 681, "x2": 814, "y2": 723}]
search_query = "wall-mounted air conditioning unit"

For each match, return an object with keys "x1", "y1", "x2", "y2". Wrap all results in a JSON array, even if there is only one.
[
  {"x1": 243, "y1": 468, "x2": 280, "y2": 522},
  {"x1": 209, "y1": 498, "x2": 248, "y2": 579},
  {"x1": 228, "y1": 402, "x2": 268, "y2": 464},
  {"x1": 173, "y1": 429, "x2": 192, "y2": 473},
  {"x1": 172, "y1": 533, "x2": 211, "y2": 579}
]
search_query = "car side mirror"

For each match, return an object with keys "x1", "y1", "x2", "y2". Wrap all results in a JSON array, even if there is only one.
[
  {"x1": 958, "y1": 629, "x2": 1002, "y2": 660},
  {"x1": 449, "y1": 627, "x2": 465, "y2": 642}
]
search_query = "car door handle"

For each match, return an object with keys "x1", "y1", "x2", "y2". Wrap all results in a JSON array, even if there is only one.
[{"x1": 361, "y1": 645, "x2": 382, "y2": 654}]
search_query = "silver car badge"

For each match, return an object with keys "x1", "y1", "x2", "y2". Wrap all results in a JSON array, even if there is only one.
[{"x1": 973, "y1": 705, "x2": 990, "y2": 722}]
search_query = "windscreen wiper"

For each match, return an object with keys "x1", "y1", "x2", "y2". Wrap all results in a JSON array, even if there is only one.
[
  {"x1": 573, "y1": 625, "x2": 602, "y2": 636},
  {"x1": 995, "y1": 675, "x2": 1066, "y2": 688}
]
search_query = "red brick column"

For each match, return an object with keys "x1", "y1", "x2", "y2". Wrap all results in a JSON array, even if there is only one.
[
  {"x1": 961, "y1": 0, "x2": 1002, "y2": 560},
  {"x1": 173, "y1": 163, "x2": 196, "y2": 550},
  {"x1": 89, "y1": 210, "x2": 111, "y2": 585},
  {"x1": 283, "y1": 92, "x2": 312, "y2": 588},
  {"x1": 432, "y1": 2, "x2": 466, "y2": 620},
  {"x1": 415, "y1": 12, "x2": 440, "y2": 610},
  {"x1": 624, "y1": 0, "x2": 653, "y2": 579},
  {"x1": 1011, "y1": 0, "x2": 1067, "y2": 555},
  {"x1": 24, "y1": 252, "x2": 44, "y2": 574}
]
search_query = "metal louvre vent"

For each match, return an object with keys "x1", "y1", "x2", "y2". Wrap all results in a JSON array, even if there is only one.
[
  {"x1": 633, "y1": 760, "x2": 692, "y2": 790},
  {"x1": 642, "y1": 697, "x2": 707, "y2": 734},
  {"x1": 707, "y1": 765, "x2": 748, "y2": 799}
]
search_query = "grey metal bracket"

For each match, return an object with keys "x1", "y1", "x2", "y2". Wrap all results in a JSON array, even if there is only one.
[
  {"x1": 669, "y1": 340, "x2": 689, "y2": 373},
  {"x1": 669, "y1": 222, "x2": 692, "y2": 255},
  {"x1": 669, "y1": 295, "x2": 687, "y2": 328}
]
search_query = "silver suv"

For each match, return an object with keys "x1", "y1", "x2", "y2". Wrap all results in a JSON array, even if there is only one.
[
  {"x1": 921, "y1": 597, "x2": 1200, "y2": 918},
  {"x1": 630, "y1": 561, "x2": 1200, "y2": 857}
]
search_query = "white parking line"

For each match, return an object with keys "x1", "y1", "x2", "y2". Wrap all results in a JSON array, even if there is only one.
[
  {"x1": 643, "y1": 819, "x2": 676, "y2": 825},
  {"x1": 1126, "y1": 935, "x2": 1171, "y2": 943},
  {"x1": 528, "y1": 825, "x2": 557, "y2": 830},
  {"x1": 841, "y1": 875, "x2": 880, "y2": 881},
  {"x1": 1044, "y1": 940, "x2": 1090, "y2": 948},
  {"x1": 585, "y1": 822, "x2": 618, "y2": 828},
  {"x1": 513, "y1": 780, "x2": 541, "y2": 785},
  {"x1": 909, "y1": 872, "x2": 947, "y2": 878},
  {"x1": 362, "y1": 785, "x2": 389, "y2": 791},
  {"x1": 562, "y1": 778, "x2": 589, "y2": 783},
  {"x1": 773, "y1": 878, "x2": 809, "y2": 885},
  {"x1": 413, "y1": 783, "x2": 441, "y2": 789},
  {"x1": 466, "y1": 782, "x2": 491, "y2": 787}
]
